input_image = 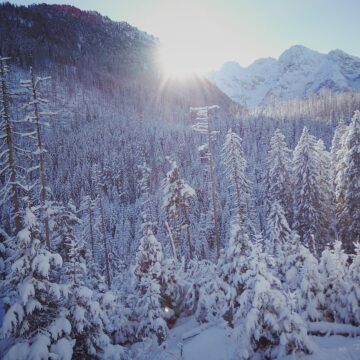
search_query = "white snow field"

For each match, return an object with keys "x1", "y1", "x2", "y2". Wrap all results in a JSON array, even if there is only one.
[{"x1": 131, "y1": 317, "x2": 360, "y2": 360}]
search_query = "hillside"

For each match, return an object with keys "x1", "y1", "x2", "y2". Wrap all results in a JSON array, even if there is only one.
[{"x1": 0, "y1": 2, "x2": 234, "y2": 112}]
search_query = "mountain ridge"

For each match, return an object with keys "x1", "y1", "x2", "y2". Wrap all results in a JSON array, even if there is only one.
[
  {"x1": 0, "y1": 2, "x2": 235, "y2": 113},
  {"x1": 208, "y1": 45, "x2": 360, "y2": 108}
]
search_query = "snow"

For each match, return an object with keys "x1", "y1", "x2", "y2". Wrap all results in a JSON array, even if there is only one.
[
  {"x1": 208, "y1": 45, "x2": 360, "y2": 108},
  {"x1": 19, "y1": 280, "x2": 35, "y2": 304},
  {"x1": 182, "y1": 324, "x2": 234, "y2": 360},
  {"x1": 131, "y1": 317, "x2": 360, "y2": 360},
  {"x1": 28, "y1": 334, "x2": 51, "y2": 360},
  {"x1": 3, "y1": 342, "x2": 29, "y2": 360},
  {"x1": 50, "y1": 338, "x2": 75, "y2": 360}
]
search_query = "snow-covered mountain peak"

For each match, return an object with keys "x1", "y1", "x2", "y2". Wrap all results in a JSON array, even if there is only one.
[
  {"x1": 208, "y1": 45, "x2": 360, "y2": 108},
  {"x1": 218, "y1": 61, "x2": 244, "y2": 76}
]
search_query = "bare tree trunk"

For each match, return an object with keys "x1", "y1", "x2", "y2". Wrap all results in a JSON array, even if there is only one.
[
  {"x1": 29, "y1": 67, "x2": 50, "y2": 249},
  {"x1": 0, "y1": 57, "x2": 21, "y2": 233}
]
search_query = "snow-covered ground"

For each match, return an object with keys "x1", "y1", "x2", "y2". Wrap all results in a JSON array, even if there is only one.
[{"x1": 131, "y1": 317, "x2": 360, "y2": 360}]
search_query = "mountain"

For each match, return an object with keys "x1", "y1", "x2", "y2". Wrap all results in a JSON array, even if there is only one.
[
  {"x1": 208, "y1": 45, "x2": 360, "y2": 108},
  {"x1": 0, "y1": 3, "x2": 234, "y2": 111}
]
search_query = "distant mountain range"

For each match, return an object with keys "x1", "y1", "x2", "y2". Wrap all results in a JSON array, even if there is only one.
[
  {"x1": 2, "y1": 3, "x2": 359, "y2": 112},
  {"x1": 208, "y1": 45, "x2": 360, "y2": 108}
]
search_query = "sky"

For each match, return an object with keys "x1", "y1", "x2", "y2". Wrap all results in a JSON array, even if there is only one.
[{"x1": 10, "y1": 0, "x2": 360, "y2": 73}]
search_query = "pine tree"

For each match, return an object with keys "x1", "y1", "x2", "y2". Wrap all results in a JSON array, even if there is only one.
[
  {"x1": 0, "y1": 56, "x2": 21, "y2": 233},
  {"x1": 194, "y1": 262, "x2": 225, "y2": 324},
  {"x1": 319, "y1": 241, "x2": 349, "y2": 323},
  {"x1": 346, "y1": 242, "x2": 360, "y2": 325},
  {"x1": 80, "y1": 194, "x2": 99, "y2": 261},
  {"x1": 266, "y1": 129, "x2": 293, "y2": 224},
  {"x1": 331, "y1": 118, "x2": 347, "y2": 193},
  {"x1": 234, "y1": 240, "x2": 315, "y2": 359},
  {"x1": 266, "y1": 200, "x2": 291, "y2": 276},
  {"x1": 336, "y1": 111, "x2": 360, "y2": 252},
  {"x1": 160, "y1": 257, "x2": 186, "y2": 324},
  {"x1": 315, "y1": 139, "x2": 335, "y2": 249},
  {"x1": 133, "y1": 224, "x2": 167, "y2": 344},
  {"x1": 0, "y1": 204, "x2": 74, "y2": 360},
  {"x1": 52, "y1": 201, "x2": 81, "y2": 263},
  {"x1": 60, "y1": 218, "x2": 124, "y2": 359},
  {"x1": 293, "y1": 127, "x2": 323, "y2": 254},
  {"x1": 221, "y1": 130, "x2": 253, "y2": 235},
  {"x1": 91, "y1": 164, "x2": 111, "y2": 288},
  {"x1": 218, "y1": 220, "x2": 251, "y2": 325},
  {"x1": 162, "y1": 158, "x2": 195, "y2": 259},
  {"x1": 284, "y1": 239, "x2": 325, "y2": 322},
  {"x1": 132, "y1": 162, "x2": 168, "y2": 344}
]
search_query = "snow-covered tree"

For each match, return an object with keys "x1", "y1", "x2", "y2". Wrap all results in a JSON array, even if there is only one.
[
  {"x1": 80, "y1": 194, "x2": 98, "y2": 261},
  {"x1": 218, "y1": 220, "x2": 251, "y2": 325},
  {"x1": 315, "y1": 139, "x2": 335, "y2": 249},
  {"x1": 91, "y1": 164, "x2": 111, "y2": 288},
  {"x1": 131, "y1": 163, "x2": 168, "y2": 344},
  {"x1": 346, "y1": 242, "x2": 360, "y2": 325},
  {"x1": 162, "y1": 158, "x2": 195, "y2": 259},
  {"x1": 52, "y1": 201, "x2": 81, "y2": 263},
  {"x1": 266, "y1": 200, "x2": 291, "y2": 276},
  {"x1": 221, "y1": 130, "x2": 253, "y2": 235},
  {"x1": 336, "y1": 111, "x2": 360, "y2": 252},
  {"x1": 0, "y1": 204, "x2": 74, "y2": 360},
  {"x1": 266, "y1": 129, "x2": 293, "y2": 224},
  {"x1": 60, "y1": 218, "x2": 124, "y2": 359},
  {"x1": 331, "y1": 118, "x2": 348, "y2": 191},
  {"x1": 160, "y1": 257, "x2": 186, "y2": 324},
  {"x1": 133, "y1": 228, "x2": 167, "y2": 344},
  {"x1": 234, "y1": 240, "x2": 315, "y2": 359},
  {"x1": 283, "y1": 237, "x2": 325, "y2": 322},
  {"x1": 293, "y1": 127, "x2": 323, "y2": 254},
  {"x1": 319, "y1": 241, "x2": 349, "y2": 323}
]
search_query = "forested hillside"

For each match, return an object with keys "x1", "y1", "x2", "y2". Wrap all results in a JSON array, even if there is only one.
[{"x1": 1, "y1": 3, "x2": 360, "y2": 360}]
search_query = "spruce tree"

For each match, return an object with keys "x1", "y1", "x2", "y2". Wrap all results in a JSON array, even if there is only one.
[
  {"x1": 221, "y1": 130, "x2": 253, "y2": 236},
  {"x1": 266, "y1": 129, "x2": 293, "y2": 224},
  {"x1": 59, "y1": 216, "x2": 123, "y2": 359},
  {"x1": 293, "y1": 127, "x2": 323, "y2": 254},
  {"x1": 266, "y1": 200, "x2": 291, "y2": 277},
  {"x1": 162, "y1": 158, "x2": 195, "y2": 260},
  {"x1": 319, "y1": 241, "x2": 349, "y2": 323},
  {"x1": 336, "y1": 111, "x2": 360, "y2": 252},
  {"x1": 234, "y1": 240, "x2": 315, "y2": 359},
  {"x1": 346, "y1": 242, "x2": 360, "y2": 325},
  {"x1": 132, "y1": 162, "x2": 168, "y2": 344},
  {"x1": 1, "y1": 204, "x2": 74, "y2": 360}
]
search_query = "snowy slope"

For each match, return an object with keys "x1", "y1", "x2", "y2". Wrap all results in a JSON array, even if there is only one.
[
  {"x1": 208, "y1": 45, "x2": 360, "y2": 108},
  {"x1": 131, "y1": 317, "x2": 360, "y2": 360}
]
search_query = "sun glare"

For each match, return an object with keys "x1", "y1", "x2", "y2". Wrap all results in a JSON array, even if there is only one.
[{"x1": 159, "y1": 44, "x2": 203, "y2": 78}]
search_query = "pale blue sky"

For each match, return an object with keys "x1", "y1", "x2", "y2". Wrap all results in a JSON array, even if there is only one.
[{"x1": 10, "y1": 0, "x2": 360, "y2": 71}]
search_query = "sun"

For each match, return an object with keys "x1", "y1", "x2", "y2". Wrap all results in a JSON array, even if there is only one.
[{"x1": 158, "y1": 44, "x2": 202, "y2": 78}]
